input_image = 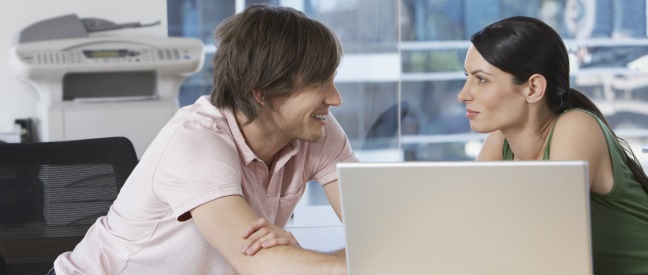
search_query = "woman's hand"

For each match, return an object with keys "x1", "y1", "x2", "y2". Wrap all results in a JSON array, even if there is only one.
[{"x1": 240, "y1": 218, "x2": 301, "y2": 256}]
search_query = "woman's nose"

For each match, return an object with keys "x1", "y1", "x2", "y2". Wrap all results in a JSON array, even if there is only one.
[{"x1": 457, "y1": 83, "x2": 471, "y2": 103}]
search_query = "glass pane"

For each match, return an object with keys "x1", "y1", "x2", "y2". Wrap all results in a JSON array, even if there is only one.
[
  {"x1": 401, "y1": 80, "x2": 477, "y2": 161},
  {"x1": 399, "y1": 0, "x2": 648, "y2": 168},
  {"x1": 167, "y1": 0, "x2": 648, "y2": 231}
]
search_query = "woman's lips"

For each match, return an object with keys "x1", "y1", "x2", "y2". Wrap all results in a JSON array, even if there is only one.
[{"x1": 466, "y1": 109, "x2": 479, "y2": 119}]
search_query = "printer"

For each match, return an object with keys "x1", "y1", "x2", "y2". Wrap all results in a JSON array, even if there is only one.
[{"x1": 9, "y1": 14, "x2": 204, "y2": 156}]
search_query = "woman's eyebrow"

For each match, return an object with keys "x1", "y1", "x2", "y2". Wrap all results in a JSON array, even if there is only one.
[{"x1": 467, "y1": 69, "x2": 493, "y2": 76}]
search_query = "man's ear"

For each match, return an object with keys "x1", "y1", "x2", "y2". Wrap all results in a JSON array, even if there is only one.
[
  {"x1": 253, "y1": 89, "x2": 265, "y2": 105},
  {"x1": 526, "y1": 74, "x2": 547, "y2": 104}
]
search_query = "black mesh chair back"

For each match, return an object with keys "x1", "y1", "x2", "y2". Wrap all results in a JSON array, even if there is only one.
[{"x1": 0, "y1": 137, "x2": 138, "y2": 275}]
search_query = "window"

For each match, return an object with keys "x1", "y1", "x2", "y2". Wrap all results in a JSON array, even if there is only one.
[{"x1": 167, "y1": 0, "x2": 648, "y2": 229}]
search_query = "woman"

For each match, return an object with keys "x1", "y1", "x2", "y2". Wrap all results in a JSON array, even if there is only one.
[{"x1": 458, "y1": 16, "x2": 648, "y2": 274}]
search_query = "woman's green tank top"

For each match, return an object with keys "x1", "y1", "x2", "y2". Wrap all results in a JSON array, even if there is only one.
[{"x1": 502, "y1": 109, "x2": 648, "y2": 275}]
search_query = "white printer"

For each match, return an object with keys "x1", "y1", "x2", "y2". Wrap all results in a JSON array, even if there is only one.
[{"x1": 9, "y1": 14, "x2": 204, "y2": 156}]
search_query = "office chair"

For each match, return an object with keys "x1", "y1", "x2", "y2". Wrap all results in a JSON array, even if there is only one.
[{"x1": 0, "y1": 137, "x2": 138, "y2": 275}]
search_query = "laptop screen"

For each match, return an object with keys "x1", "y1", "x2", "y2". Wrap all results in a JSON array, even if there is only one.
[{"x1": 337, "y1": 161, "x2": 592, "y2": 275}]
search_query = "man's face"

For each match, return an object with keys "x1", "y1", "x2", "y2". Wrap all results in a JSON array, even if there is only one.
[{"x1": 262, "y1": 76, "x2": 341, "y2": 143}]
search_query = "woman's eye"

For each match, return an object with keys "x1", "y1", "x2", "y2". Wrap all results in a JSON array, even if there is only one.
[{"x1": 476, "y1": 76, "x2": 487, "y2": 83}]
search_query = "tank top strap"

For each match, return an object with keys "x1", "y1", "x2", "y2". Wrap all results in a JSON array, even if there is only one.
[
  {"x1": 502, "y1": 139, "x2": 513, "y2": 160},
  {"x1": 542, "y1": 110, "x2": 574, "y2": 160}
]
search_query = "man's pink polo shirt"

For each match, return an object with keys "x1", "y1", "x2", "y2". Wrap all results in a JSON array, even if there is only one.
[{"x1": 54, "y1": 96, "x2": 357, "y2": 274}]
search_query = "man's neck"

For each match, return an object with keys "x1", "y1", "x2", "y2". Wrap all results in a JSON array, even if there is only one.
[{"x1": 235, "y1": 111, "x2": 290, "y2": 165}]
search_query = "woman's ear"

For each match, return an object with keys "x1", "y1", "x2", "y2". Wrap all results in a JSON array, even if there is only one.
[{"x1": 526, "y1": 74, "x2": 547, "y2": 104}]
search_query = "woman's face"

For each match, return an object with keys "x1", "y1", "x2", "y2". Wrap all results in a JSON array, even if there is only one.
[{"x1": 457, "y1": 45, "x2": 528, "y2": 133}]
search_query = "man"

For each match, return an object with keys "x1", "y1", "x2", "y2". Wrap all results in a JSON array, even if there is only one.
[{"x1": 52, "y1": 4, "x2": 355, "y2": 274}]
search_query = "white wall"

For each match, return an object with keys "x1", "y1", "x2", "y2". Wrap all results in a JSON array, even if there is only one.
[{"x1": 0, "y1": 0, "x2": 167, "y2": 135}]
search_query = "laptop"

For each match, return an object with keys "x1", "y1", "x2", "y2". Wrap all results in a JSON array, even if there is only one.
[{"x1": 337, "y1": 161, "x2": 592, "y2": 275}]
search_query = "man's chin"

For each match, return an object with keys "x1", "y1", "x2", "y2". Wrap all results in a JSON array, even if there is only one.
[{"x1": 300, "y1": 131, "x2": 325, "y2": 143}]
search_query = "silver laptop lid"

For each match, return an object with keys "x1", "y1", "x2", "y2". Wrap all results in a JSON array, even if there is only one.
[{"x1": 338, "y1": 161, "x2": 592, "y2": 275}]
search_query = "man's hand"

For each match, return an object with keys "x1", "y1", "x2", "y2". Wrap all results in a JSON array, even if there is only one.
[{"x1": 240, "y1": 218, "x2": 301, "y2": 256}]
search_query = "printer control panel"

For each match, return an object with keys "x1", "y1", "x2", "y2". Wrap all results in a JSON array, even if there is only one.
[{"x1": 23, "y1": 48, "x2": 196, "y2": 65}]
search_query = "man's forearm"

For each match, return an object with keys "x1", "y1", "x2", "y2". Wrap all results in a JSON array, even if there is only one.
[{"x1": 238, "y1": 245, "x2": 346, "y2": 275}]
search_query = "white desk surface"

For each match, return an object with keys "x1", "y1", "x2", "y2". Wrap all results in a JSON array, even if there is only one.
[
  {"x1": 285, "y1": 225, "x2": 345, "y2": 252},
  {"x1": 286, "y1": 199, "x2": 345, "y2": 252}
]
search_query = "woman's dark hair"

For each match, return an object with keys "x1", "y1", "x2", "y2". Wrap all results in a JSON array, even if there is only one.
[
  {"x1": 471, "y1": 16, "x2": 648, "y2": 195},
  {"x1": 210, "y1": 4, "x2": 342, "y2": 123}
]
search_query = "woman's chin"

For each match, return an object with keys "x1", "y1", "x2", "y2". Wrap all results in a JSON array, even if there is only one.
[{"x1": 469, "y1": 124, "x2": 491, "y2": 134}]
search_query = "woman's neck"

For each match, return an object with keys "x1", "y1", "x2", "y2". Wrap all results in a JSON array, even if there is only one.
[{"x1": 502, "y1": 110, "x2": 558, "y2": 160}]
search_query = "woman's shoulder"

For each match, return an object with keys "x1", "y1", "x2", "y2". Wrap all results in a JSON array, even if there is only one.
[
  {"x1": 550, "y1": 109, "x2": 608, "y2": 156},
  {"x1": 554, "y1": 109, "x2": 602, "y2": 132}
]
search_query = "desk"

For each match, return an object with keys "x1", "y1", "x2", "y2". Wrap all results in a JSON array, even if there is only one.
[
  {"x1": 1, "y1": 223, "x2": 344, "y2": 273},
  {"x1": 286, "y1": 225, "x2": 345, "y2": 252},
  {"x1": 287, "y1": 202, "x2": 346, "y2": 252}
]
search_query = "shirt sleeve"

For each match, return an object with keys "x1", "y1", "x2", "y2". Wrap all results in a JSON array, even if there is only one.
[
  {"x1": 309, "y1": 113, "x2": 358, "y2": 186},
  {"x1": 152, "y1": 121, "x2": 244, "y2": 221}
]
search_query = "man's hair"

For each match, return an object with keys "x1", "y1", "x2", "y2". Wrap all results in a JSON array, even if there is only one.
[{"x1": 210, "y1": 4, "x2": 342, "y2": 123}]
